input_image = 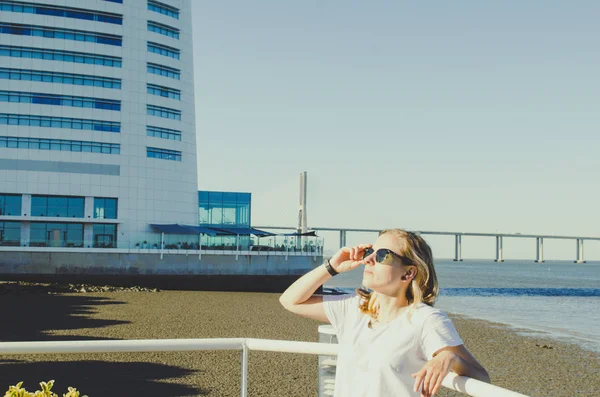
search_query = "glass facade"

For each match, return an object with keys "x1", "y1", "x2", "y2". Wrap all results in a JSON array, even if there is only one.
[
  {"x1": 0, "y1": 136, "x2": 120, "y2": 154},
  {"x1": 93, "y1": 197, "x2": 117, "y2": 219},
  {"x1": 198, "y1": 191, "x2": 251, "y2": 227},
  {"x1": 147, "y1": 147, "x2": 182, "y2": 161},
  {"x1": 0, "y1": 91, "x2": 120, "y2": 111},
  {"x1": 147, "y1": 41, "x2": 180, "y2": 59},
  {"x1": 0, "y1": 1, "x2": 123, "y2": 24},
  {"x1": 148, "y1": 0, "x2": 179, "y2": 19},
  {"x1": 147, "y1": 125, "x2": 181, "y2": 141},
  {"x1": 31, "y1": 195, "x2": 84, "y2": 217},
  {"x1": 0, "y1": 114, "x2": 120, "y2": 132},
  {"x1": 0, "y1": 194, "x2": 21, "y2": 216},
  {"x1": 147, "y1": 63, "x2": 180, "y2": 80},
  {"x1": 147, "y1": 21, "x2": 179, "y2": 39},
  {"x1": 93, "y1": 224, "x2": 117, "y2": 248},
  {"x1": 147, "y1": 105, "x2": 181, "y2": 120},
  {"x1": 0, "y1": 67, "x2": 122, "y2": 89},
  {"x1": 0, "y1": 45, "x2": 122, "y2": 67},
  {"x1": 0, "y1": 221, "x2": 20, "y2": 246},
  {"x1": 0, "y1": 23, "x2": 122, "y2": 46},
  {"x1": 30, "y1": 222, "x2": 83, "y2": 247},
  {"x1": 147, "y1": 84, "x2": 180, "y2": 100}
]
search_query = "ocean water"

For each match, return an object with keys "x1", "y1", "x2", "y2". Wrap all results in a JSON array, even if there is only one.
[{"x1": 324, "y1": 259, "x2": 600, "y2": 353}]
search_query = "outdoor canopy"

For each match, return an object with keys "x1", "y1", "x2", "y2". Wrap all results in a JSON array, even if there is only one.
[
  {"x1": 208, "y1": 226, "x2": 275, "y2": 237},
  {"x1": 149, "y1": 224, "x2": 275, "y2": 237}
]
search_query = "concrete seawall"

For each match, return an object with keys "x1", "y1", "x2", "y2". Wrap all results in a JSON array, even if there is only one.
[{"x1": 0, "y1": 251, "x2": 323, "y2": 292}]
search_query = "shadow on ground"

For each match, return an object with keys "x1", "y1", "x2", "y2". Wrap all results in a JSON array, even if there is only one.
[
  {"x1": 0, "y1": 360, "x2": 206, "y2": 397},
  {"x1": 0, "y1": 283, "x2": 128, "y2": 341}
]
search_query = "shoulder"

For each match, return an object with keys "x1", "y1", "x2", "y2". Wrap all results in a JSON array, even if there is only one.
[{"x1": 410, "y1": 303, "x2": 450, "y2": 326}]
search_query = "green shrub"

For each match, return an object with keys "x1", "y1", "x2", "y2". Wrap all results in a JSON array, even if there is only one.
[{"x1": 3, "y1": 380, "x2": 87, "y2": 397}]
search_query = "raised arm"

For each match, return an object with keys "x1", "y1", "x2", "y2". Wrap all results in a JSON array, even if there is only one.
[{"x1": 279, "y1": 244, "x2": 370, "y2": 322}]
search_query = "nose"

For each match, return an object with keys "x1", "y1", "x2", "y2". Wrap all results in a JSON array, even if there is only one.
[{"x1": 363, "y1": 252, "x2": 376, "y2": 266}]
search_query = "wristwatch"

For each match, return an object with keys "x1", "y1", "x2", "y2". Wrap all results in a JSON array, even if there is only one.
[{"x1": 324, "y1": 259, "x2": 339, "y2": 276}]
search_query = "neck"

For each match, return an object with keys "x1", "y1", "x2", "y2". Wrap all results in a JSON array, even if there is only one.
[{"x1": 375, "y1": 293, "x2": 411, "y2": 324}]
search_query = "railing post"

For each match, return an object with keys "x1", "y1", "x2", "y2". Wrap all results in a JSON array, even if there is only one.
[
  {"x1": 240, "y1": 343, "x2": 248, "y2": 397},
  {"x1": 339, "y1": 230, "x2": 346, "y2": 248}
]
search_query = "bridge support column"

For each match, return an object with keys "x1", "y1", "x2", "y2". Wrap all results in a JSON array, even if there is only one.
[
  {"x1": 575, "y1": 239, "x2": 586, "y2": 263},
  {"x1": 495, "y1": 236, "x2": 504, "y2": 262},
  {"x1": 535, "y1": 237, "x2": 544, "y2": 263},
  {"x1": 339, "y1": 230, "x2": 347, "y2": 249},
  {"x1": 453, "y1": 235, "x2": 462, "y2": 262}
]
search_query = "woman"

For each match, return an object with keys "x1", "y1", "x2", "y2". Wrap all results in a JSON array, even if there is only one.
[{"x1": 279, "y1": 229, "x2": 489, "y2": 397}]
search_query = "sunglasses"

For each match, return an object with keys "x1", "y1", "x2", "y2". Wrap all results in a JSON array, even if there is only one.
[{"x1": 362, "y1": 247, "x2": 413, "y2": 266}]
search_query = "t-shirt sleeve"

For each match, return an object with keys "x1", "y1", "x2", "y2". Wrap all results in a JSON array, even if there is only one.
[
  {"x1": 322, "y1": 293, "x2": 357, "y2": 336},
  {"x1": 420, "y1": 311, "x2": 464, "y2": 361}
]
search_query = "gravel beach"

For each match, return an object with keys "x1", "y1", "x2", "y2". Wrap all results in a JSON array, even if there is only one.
[{"x1": 0, "y1": 285, "x2": 598, "y2": 397}]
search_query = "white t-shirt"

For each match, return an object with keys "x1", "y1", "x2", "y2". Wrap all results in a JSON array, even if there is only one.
[{"x1": 323, "y1": 293, "x2": 463, "y2": 397}]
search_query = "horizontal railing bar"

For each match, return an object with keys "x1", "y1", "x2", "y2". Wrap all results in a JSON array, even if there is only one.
[
  {"x1": 0, "y1": 338, "x2": 246, "y2": 354},
  {"x1": 0, "y1": 338, "x2": 528, "y2": 397},
  {"x1": 442, "y1": 373, "x2": 528, "y2": 397}
]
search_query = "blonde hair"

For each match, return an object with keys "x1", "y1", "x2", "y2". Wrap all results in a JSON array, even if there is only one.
[{"x1": 356, "y1": 229, "x2": 439, "y2": 322}]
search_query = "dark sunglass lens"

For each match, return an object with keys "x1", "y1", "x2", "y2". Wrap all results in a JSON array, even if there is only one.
[
  {"x1": 362, "y1": 247, "x2": 374, "y2": 259},
  {"x1": 375, "y1": 249, "x2": 389, "y2": 263}
]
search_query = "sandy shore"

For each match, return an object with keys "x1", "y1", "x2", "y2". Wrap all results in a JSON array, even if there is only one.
[{"x1": 0, "y1": 287, "x2": 598, "y2": 397}]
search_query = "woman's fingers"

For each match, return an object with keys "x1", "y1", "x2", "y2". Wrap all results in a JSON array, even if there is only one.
[
  {"x1": 422, "y1": 370, "x2": 433, "y2": 396},
  {"x1": 427, "y1": 373, "x2": 439, "y2": 396},
  {"x1": 412, "y1": 369, "x2": 426, "y2": 393}
]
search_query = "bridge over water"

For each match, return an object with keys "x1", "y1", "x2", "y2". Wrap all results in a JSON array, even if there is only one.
[{"x1": 256, "y1": 226, "x2": 600, "y2": 263}]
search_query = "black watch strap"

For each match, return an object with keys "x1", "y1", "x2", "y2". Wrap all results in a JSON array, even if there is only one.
[{"x1": 324, "y1": 259, "x2": 339, "y2": 276}]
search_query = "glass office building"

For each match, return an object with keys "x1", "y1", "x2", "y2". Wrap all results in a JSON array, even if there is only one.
[{"x1": 0, "y1": 0, "x2": 198, "y2": 248}]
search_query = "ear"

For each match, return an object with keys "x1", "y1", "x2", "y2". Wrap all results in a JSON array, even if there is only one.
[{"x1": 404, "y1": 266, "x2": 417, "y2": 280}]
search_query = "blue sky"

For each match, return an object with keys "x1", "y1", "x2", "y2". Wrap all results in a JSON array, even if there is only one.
[{"x1": 191, "y1": 1, "x2": 600, "y2": 259}]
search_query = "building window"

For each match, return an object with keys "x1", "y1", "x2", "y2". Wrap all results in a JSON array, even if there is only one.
[
  {"x1": 0, "y1": 1, "x2": 122, "y2": 25},
  {"x1": 104, "y1": 0, "x2": 122, "y2": 3},
  {"x1": 147, "y1": 147, "x2": 181, "y2": 161},
  {"x1": 0, "y1": 114, "x2": 120, "y2": 132},
  {"x1": 0, "y1": 22, "x2": 122, "y2": 46},
  {"x1": 93, "y1": 224, "x2": 117, "y2": 248},
  {"x1": 148, "y1": 0, "x2": 179, "y2": 19},
  {"x1": 147, "y1": 105, "x2": 181, "y2": 120},
  {"x1": 0, "y1": 221, "x2": 20, "y2": 246},
  {"x1": 31, "y1": 196, "x2": 84, "y2": 218},
  {"x1": 198, "y1": 191, "x2": 251, "y2": 227},
  {"x1": 30, "y1": 222, "x2": 83, "y2": 247},
  {"x1": 0, "y1": 136, "x2": 120, "y2": 154},
  {"x1": 0, "y1": 91, "x2": 120, "y2": 111},
  {"x1": 94, "y1": 198, "x2": 117, "y2": 219},
  {"x1": 0, "y1": 67, "x2": 121, "y2": 89},
  {"x1": 147, "y1": 84, "x2": 180, "y2": 100},
  {"x1": 0, "y1": 45, "x2": 122, "y2": 67},
  {"x1": 0, "y1": 194, "x2": 21, "y2": 216},
  {"x1": 147, "y1": 21, "x2": 179, "y2": 39},
  {"x1": 147, "y1": 41, "x2": 180, "y2": 59},
  {"x1": 147, "y1": 125, "x2": 181, "y2": 141},
  {"x1": 147, "y1": 63, "x2": 180, "y2": 80}
]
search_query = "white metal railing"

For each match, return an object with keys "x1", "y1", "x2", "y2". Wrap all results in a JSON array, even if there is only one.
[{"x1": 0, "y1": 338, "x2": 528, "y2": 397}]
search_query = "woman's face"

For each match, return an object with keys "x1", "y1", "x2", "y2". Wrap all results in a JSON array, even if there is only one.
[{"x1": 361, "y1": 233, "x2": 407, "y2": 293}]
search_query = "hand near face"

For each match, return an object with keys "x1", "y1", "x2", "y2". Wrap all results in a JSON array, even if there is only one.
[{"x1": 329, "y1": 244, "x2": 372, "y2": 273}]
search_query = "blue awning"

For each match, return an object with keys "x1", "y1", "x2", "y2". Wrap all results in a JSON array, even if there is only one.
[
  {"x1": 208, "y1": 226, "x2": 275, "y2": 237},
  {"x1": 149, "y1": 224, "x2": 231, "y2": 236},
  {"x1": 283, "y1": 231, "x2": 317, "y2": 237}
]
